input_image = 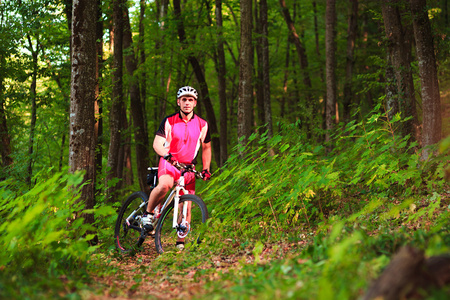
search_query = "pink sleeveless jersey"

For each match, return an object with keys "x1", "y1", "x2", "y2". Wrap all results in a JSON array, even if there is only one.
[
  {"x1": 156, "y1": 112, "x2": 211, "y2": 164},
  {"x1": 155, "y1": 112, "x2": 211, "y2": 193}
]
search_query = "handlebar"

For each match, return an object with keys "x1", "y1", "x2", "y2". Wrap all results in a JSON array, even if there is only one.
[{"x1": 172, "y1": 161, "x2": 204, "y2": 179}]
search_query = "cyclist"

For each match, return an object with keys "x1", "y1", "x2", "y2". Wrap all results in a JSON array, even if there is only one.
[{"x1": 142, "y1": 86, "x2": 211, "y2": 250}]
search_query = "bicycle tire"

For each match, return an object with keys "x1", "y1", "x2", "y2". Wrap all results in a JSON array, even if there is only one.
[
  {"x1": 154, "y1": 194, "x2": 208, "y2": 254},
  {"x1": 114, "y1": 191, "x2": 148, "y2": 252}
]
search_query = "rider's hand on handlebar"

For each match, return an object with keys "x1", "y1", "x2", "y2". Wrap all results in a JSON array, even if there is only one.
[
  {"x1": 201, "y1": 169, "x2": 211, "y2": 181},
  {"x1": 163, "y1": 153, "x2": 177, "y2": 165}
]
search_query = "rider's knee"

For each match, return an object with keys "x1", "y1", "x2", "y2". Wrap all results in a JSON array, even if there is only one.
[{"x1": 157, "y1": 182, "x2": 171, "y2": 194}]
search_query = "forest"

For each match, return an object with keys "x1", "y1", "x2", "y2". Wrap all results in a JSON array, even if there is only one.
[{"x1": 0, "y1": 0, "x2": 449, "y2": 298}]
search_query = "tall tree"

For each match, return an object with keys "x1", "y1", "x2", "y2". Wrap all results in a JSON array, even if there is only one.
[
  {"x1": 69, "y1": 0, "x2": 97, "y2": 225},
  {"x1": 313, "y1": 0, "x2": 327, "y2": 134},
  {"x1": 0, "y1": 2, "x2": 16, "y2": 171},
  {"x1": 255, "y1": 0, "x2": 265, "y2": 132},
  {"x1": 343, "y1": 0, "x2": 358, "y2": 123},
  {"x1": 260, "y1": 0, "x2": 274, "y2": 147},
  {"x1": 238, "y1": 0, "x2": 253, "y2": 149},
  {"x1": 95, "y1": 0, "x2": 103, "y2": 194},
  {"x1": 410, "y1": 0, "x2": 442, "y2": 159},
  {"x1": 139, "y1": 0, "x2": 147, "y2": 123},
  {"x1": 123, "y1": 7, "x2": 150, "y2": 193},
  {"x1": 107, "y1": 0, "x2": 125, "y2": 201},
  {"x1": 279, "y1": 0, "x2": 313, "y2": 96},
  {"x1": 156, "y1": 0, "x2": 170, "y2": 123},
  {"x1": 173, "y1": 0, "x2": 221, "y2": 167},
  {"x1": 24, "y1": 20, "x2": 40, "y2": 186},
  {"x1": 381, "y1": 0, "x2": 418, "y2": 141},
  {"x1": 0, "y1": 73, "x2": 12, "y2": 169},
  {"x1": 325, "y1": 0, "x2": 337, "y2": 142},
  {"x1": 215, "y1": 0, "x2": 228, "y2": 167}
]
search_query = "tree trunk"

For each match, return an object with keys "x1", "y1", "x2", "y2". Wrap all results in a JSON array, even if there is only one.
[
  {"x1": 70, "y1": 0, "x2": 97, "y2": 226},
  {"x1": 215, "y1": 0, "x2": 228, "y2": 167},
  {"x1": 364, "y1": 246, "x2": 450, "y2": 300},
  {"x1": 381, "y1": 0, "x2": 418, "y2": 142},
  {"x1": 124, "y1": 7, "x2": 150, "y2": 193},
  {"x1": 157, "y1": 0, "x2": 169, "y2": 123},
  {"x1": 279, "y1": 0, "x2": 312, "y2": 92},
  {"x1": 280, "y1": 36, "x2": 291, "y2": 119},
  {"x1": 325, "y1": 0, "x2": 337, "y2": 143},
  {"x1": 385, "y1": 51, "x2": 398, "y2": 122},
  {"x1": 107, "y1": 0, "x2": 125, "y2": 202},
  {"x1": 95, "y1": 0, "x2": 103, "y2": 196},
  {"x1": 343, "y1": 0, "x2": 358, "y2": 123},
  {"x1": 139, "y1": 0, "x2": 147, "y2": 133},
  {"x1": 238, "y1": 0, "x2": 253, "y2": 149},
  {"x1": 260, "y1": 0, "x2": 274, "y2": 152},
  {"x1": 0, "y1": 69, "x2": 13, "y2": 169},
  {"x1": 410, "y1": 0, "x2": 442, "y2": 159},
  {"x1": 173, "y1": 0, "x2": 221, "y2": 167},
  {"x1": 313, "y1": 1, "x2": 327, "y2": 140},
  {"x1": 26, "y1": 34, "x2": 38, "y2": 186},
  {"x1": 120, "y1": 105, "x2": 131, "y2": 187},
  {"x1": 255, "y1": 0, "x2": 265, "y2": 134}
]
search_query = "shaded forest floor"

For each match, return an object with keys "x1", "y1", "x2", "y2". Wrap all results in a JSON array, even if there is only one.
[{"x1": 87, "y1": 238, "x2": 307, "y2": 299}]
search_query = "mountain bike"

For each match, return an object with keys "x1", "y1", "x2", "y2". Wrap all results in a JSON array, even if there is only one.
[{"x1": 114, "y1": 162, "x2": 209, "y2": 254}]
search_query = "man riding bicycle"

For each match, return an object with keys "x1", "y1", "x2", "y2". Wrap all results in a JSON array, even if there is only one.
[{"x1": 142, "y1": 86, "x2": 211, "y2": 250}]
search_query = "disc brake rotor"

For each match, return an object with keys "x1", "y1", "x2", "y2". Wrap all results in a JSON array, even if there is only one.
[{"x1": 177, "y1": 220, "x2": 190, "y2": 238}]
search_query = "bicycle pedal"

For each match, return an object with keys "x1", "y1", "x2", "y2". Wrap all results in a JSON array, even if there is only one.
[{"x1": 143, "y1": 224, "x2": 154, "y2": 233}]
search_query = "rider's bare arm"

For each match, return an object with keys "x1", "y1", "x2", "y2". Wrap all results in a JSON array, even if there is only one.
[
  {"x1": 202, "y1": 141, "x2": 211, "y2": 172},
  {"x1": 153, "y1": 135, "x2": 168, "y2": 157}
]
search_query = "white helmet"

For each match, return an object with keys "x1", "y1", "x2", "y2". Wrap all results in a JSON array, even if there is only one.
[{"x1": 177, "y1": 86, "x2": 198, "y2": 100}]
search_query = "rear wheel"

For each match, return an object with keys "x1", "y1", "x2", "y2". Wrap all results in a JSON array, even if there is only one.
[
  {"x1": 114, "y1": 191, "x2": 148, "y2": 252},
  {"x1": 154, "y1": 194, "x2": 208, "y2": 254}
]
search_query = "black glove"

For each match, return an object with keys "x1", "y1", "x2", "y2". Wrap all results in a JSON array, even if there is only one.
[
  {"x1": 163, "y1": 153, "x2": 177, "y2": 165},
  {"x1": 201, "y1": 169, "x2": 211, "y2": 181}
]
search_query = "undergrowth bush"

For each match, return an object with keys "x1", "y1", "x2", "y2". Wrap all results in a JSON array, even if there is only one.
[
  {"x1": 198, "y1": 107, "x2": 449, "y2": 298},
  {"x1": 202, "y1": 194, "x2": 449, "y2": 299},
  {"x1": 0, "y1": 168, "x2": 114, "y2": 298},
  {"x1": 201, "y1": 105, "x2": 449, "y2": 245}
]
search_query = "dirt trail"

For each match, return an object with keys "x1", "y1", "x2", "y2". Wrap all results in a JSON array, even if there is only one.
[
  {"x1": 86, "y1": 238, "x2": 304, "y2": 300},
  {"x1": 88, "y1": 241, "x2": 192, "y2": 299}
]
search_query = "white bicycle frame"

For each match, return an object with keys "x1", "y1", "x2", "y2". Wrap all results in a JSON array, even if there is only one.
[
  {"x1": 124, "y1": 166, "x2": 192, "y2": 232},
  {"x1": 172, "y1": 174, "x2": 189, "y2": 229},
  {"x1": 157, "y1": 172, "x2": 190, "y2": 230}
]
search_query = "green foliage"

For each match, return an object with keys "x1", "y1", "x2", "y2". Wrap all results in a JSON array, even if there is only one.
[
  {"x1": 196, "y1": 106, "x2": 449, "y2": 299},
  {"x1": 202, "y1": 192, "x2": 449, "y2": 299},
  {"x1": 202, "y1": 107, "x2": 449, "y2": 245},
  {"x1": 0, "y1": 168, "x2": 106, "y2": 298}
]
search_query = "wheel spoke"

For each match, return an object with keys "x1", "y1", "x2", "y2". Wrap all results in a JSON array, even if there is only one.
[
  {"x1": 154, "y1": 194, "x2": 208, "y2": 254},
  {"x1": 114, "y1": 191, "x2": 148, "y2": 252}
]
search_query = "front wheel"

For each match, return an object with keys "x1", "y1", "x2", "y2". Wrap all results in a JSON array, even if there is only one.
[
  {"x1": 114, "y1": 191, "x2": 148, "y2": 252},
  {"x1": 154, "y1": 194, "x2": 208, "y2": 254}
]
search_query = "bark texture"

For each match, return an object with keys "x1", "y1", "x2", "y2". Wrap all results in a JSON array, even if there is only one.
[
  {"x1": 69, "y1": 0, "x2": 97, "y2": 223},
  {"x1": 381, "y1": 0, "x2": 418, "y2": 141},
  {"x1": 364, "y1": 246, "x2": 450, "y2": 300},
  {"x1": 343, "y1": 0, "x2": 358, "y2": 123},
  {"x1": 238, "y1": 0, "x2": 253, "y2": 149},
  {"x1": 260, "y1": 0, "x2": 273, "y2": 146},
  {"x1": 410, "y1": 0, "x2": 442, "y2": 159},
  {"x1": 279, "y1": 0, "x2": 312, "y2": 91},
  {"x1": 215, "y1": 0, "x2": 228, "y2": 167},
  {"x1": 107, "y1": 0, "x2": 125, "y2": 201},
  {"x1": 325, "y1": 0, "x2": 337, "y2": 142},
  {"x1": 0, "y1": 75, "x2": 13, "y2": 168}
]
